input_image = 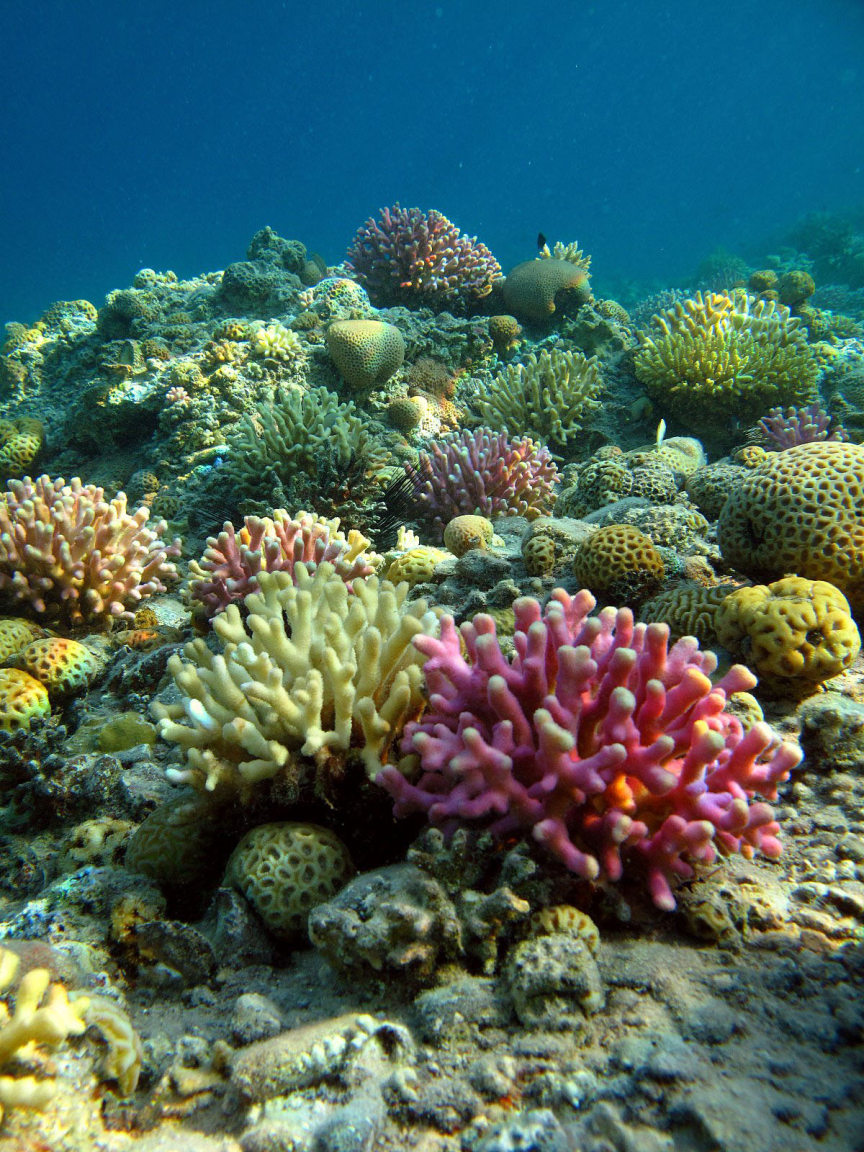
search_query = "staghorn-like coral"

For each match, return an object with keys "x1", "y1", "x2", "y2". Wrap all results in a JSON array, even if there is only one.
[
  {"x1": 153, "y1": 563, "x2": 440, "y2": 798},
  {"x1": 377, "y1": 589, "x2": 800, "y2": 910},
  {"x1": 474, "y1": 348, "x2": 603, "y2": 460},
  {"x1": 756, "y1": 401, "x2": 849, "y2": 448},
  {"x1": 0, "y1": 476, "x2": 180, "y2": 626},
  {"x1": 405, "y1": 428, "x2": 558, "y2": 537},
  {"x1": 346, "y1": 204, "x2": 501, "y2": 311},
  {"x1": 189, "y1": 510, "x2": 377, "y2": 618},
  {"x1": 634, "y1": 291, "x2": 819, "y2": 428}
]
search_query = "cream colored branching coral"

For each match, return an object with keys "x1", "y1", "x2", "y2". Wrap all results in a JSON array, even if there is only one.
[
  {"x1": 475, "y1": 348, "x2": 602, "y2": 459},
  {"x1": 0, "y1": 476, "x2": 181, "y2": 625},
  {"x1": 538, "y1": 239, "x2": 592, "y2": 274},
  {"x1": 153, "y1": 563, "x2": 439, "y2": 795},
  {"x1": 634, "y1": 291, "x2": 818, "y2": 426},
  {"x1": 0, "y1": 946, "x2": 89, "y2": 1123}
]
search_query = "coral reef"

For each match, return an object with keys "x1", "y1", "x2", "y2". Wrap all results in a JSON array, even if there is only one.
[
  {"x1": 326, "y1": 319, "x2": 405, "y2": 392},
  {"x1": 378, "y1": 589, "x2": 800, "y2": 909},
  {"x1": 502, "y1": 259, "x2": 592, "y2": 324},
  {"x1": 346, "y1": 205, "x2": 501, "y2": 311}
]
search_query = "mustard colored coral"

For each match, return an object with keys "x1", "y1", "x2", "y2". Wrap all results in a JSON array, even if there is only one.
[
  {"x1": 0, "y1": 668, "x2": 50, "y2": 731},
  {"x1": 326, "y1": 319, "x2": 405, "y2": 391},
  {"x1": 502, "y1": 258, "x2": 592, "y2": 324},
  {"x1": 634, "y1": 291, "x2": 818, "y2": 425}
]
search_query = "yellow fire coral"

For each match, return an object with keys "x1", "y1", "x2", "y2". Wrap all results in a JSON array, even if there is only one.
[
  {"x1": 634, "y1": 291, "x2": 818, "y2": 425},
  {"x1": 475, "y1": 348, "x2": 603, "y2": 459},
  {"x1": 715, "y1": 577, "x2": 861, "y2": 693},
  {"x1": 153, "y1": 563, "x2": 439, "y2": 795}
]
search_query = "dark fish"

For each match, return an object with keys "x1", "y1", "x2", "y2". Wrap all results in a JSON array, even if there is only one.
[{"x1": 537, "y1": 232, "x2": 547, "y2": 250}]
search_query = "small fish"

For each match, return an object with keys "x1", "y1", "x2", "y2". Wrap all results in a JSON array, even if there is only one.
[
  {"x1": 656, "y1": 418, "x2": 667, "y2": 448},
  {"x1": 537, "y1": 232, "x2": 547, "y2": 250}
]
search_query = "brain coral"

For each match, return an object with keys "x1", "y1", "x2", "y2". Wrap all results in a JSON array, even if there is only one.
[
  {"x1": 0, "y1": 618, "x2": 45, "y2": 663},
  {"x1": 634, "y1": 291, "x2": 819, "y2": 427},
  {"x1": 0, "y1": 668, "x2": 50, "y2": 731},
  {"x1": 0, "y1": 418, "x2": 44, "y2": 477},
  {"x1": 386, "y1": 547, "x2": 449, "y2": 587},
  {"x1": 715, "y1": 577, "x2": 861, "y2": 693},
  {"x1": 14, "y1": 637, "x2": 99, "y2": 697},
  {"x1": 406, "y1": 428, "x2": 558, "y2": 536},
  {"x1": 717, "y1": 442, "x2": 864, "y2": 611},
  {"x1": 572, "y1": 525, "x2": 665, "y2": 597},
  {"x1": 327, "y1": 319, "x2": 405, "y2": 392},
  {"x1": 502, "y1": 259, "x2": 592, "y2": 324},
  {"x1": 0, "y1": 476, "x2": 180, "y2": 625},
  {"x1": 346, "y1": 204, "x2": 501, "y2": 310},
  {"x1": 640, "y1": 583, "x2": 740, "y2": 644},
  {"x1": 443, "y1": 515, "x2": 494, "y2": 557}
]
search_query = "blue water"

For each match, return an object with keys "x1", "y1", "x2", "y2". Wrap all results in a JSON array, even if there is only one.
[{"x1": 2, "y1": 0, "x2": 863, "y2": 325}]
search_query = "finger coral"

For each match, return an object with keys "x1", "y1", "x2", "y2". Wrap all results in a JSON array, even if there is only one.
[
  {"x1": 0, "y1": 476, "x2": 181, "y2": 625},
  {"x1": 405, "y1": 428, "x2": 558, "y2": 537},
  {"x1": 153, "y1": 563, "x2": 440, "y2": 797},
  {"x1": 635, "y1": 291, "x2": 818, "y2": 427},
  {"x1": 756, "y1": 401, "x2": 848, "y2": 448},
  {"x1": 377, "y1": 589, "x2": 800, "y2": 910},
  {"x1": 346, "y1": 204, "x2": 501, "y2": 311},
  {"x1": 189, "y1": 510, "x2": 377, "y2": 619}
]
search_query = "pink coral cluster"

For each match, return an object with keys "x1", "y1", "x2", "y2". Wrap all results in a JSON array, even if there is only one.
[
  {"x1": 0, "y1": 475, "x2": 181, "y2": 625},
  {"x1": 346, "y1": 204, "x2": 501, "y2": 311},
  {"x1": 757, "y1": 402, "x2": 849, "y2": 448},
  {"x1": 405, "y1": 428, "x2": 558, "y2": 536},
  {"x1": 188, "y1": 510, "x2": 376, "y2": 618},
  {"x1": 378, "y1": 589, "x2": 801, "y2": 909}
]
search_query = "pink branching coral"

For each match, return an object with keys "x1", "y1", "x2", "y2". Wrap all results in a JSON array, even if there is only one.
[
  {"x1": 405, "y1": 428, "x2": 558, "y2": 537},
  {"x1": 377, "y1": 589, "x2": 801, "y2": 910},
  {"x1": 346, "y1": 205, "x2": 501, "y2": 311},
  {"x1": 188, "y1": 510, "x2": 376, "y2": 618},
  {"x1": 757, "y1": 402, "x2": 848, "y2": 448},
  {"x1": 0, "y1": 475, "x2": 181, "y2": 625}
]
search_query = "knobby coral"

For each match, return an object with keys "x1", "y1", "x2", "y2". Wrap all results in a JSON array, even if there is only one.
[
  {"x1": 405, "y1": 428, "x2": 558, "y2": 536},
  {"x1": 346, "y1": 204, "x2": 501, "y2": 311},
  {"x1": 634, "y1": 291, "x2": 818, "y2": 427},
  {"x1": 756, "y1": 401, "x2": 849, "y2": 448},
  {"x1": 0, "y1": 476, "x2": 180, "y2": 625},
  {"x1": 377, "y1": 589, "x2": 800, "y2": 910},
  {"x1": 189, "y1": 511, "x2": 378, "y2": 618}
]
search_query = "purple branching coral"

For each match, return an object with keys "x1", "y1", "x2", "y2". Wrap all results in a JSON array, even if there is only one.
[
  {"x1": 377, "y1": 589, "x2": 801, "y2": 910},
  {"x1": 346, "y1": 205, "x2": 501, "y2": 311},
  {"x1": 0, "y1": 475, "x2": 181, "y2": 625},
  {"x1": 188, "y1": 511, "x2": 377, "y2": 618},
  {"x1": 757, "y1": 402, "x2": 849, "y2": 448},
  {"x1": 405, "y1": 428, "x2": 558, "y2": 536}
]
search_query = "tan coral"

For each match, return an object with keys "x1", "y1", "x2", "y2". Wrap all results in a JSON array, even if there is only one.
[
  {"x1": 572, "y1": 525, "x2": 665, "y2": 595},
  {"x1": 640, "y1": 582, "x2": 740, "y2": 644},
  {"x1": 13, "y1": 637, "x2": 99, "y2": 697},
  {"x1": 0, "y1": 418, "x2": 44, "y2": 477},
  {"x1": 502, "y1": 259, "x2": 591, "y2": 324},
  {"x1": 327, "y1": 319, "x2": 405, "y2": 391},
  {"x1": 0, "y1": 618, "x2": 46, "y2": 664},
  {"x1": 385, "y1": 547, "x2": 449, "y2": 587},
  {"x1": 443, "y1": 515, "x2": 494, "y2": 558},
  {"x1": 0, "y1": 669, "x2": 50, "y2": 731},
  {"x1": 715, "y1": 577, "x2": 861, "y2": 693}
]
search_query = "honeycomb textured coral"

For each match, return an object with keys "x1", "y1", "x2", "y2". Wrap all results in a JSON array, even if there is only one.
[
  {"x1": 386, "y1": 547, "x2": 449, "y2": 587},
  {"x1": 13, "y1": 637, "x2": 98, "y2": 697},
  {"x1": 0, "y1": 668, "x2": 51, "y2": 731},
  {"x1": 153, "y1": 563, "x2": 440, "y2": 793},
  {"x1": 0, "y1": 476, "x2": 181, "y2": 625},
  {"x1": 225, "y1": 822, "x2": 355, "y2": 940},
  {"x1": 717, "y1": 441, "x2": 864, "y2": 611},
  {"x1": 327, "y1": 319, "x2": 405, "y2": 391},
  {"x1": 443, "y1": 515, "x2": 494, "y2": 558},
  {"x1": 377, "y1": 588, "x2": 801, "y2": 910},
  {"x1": 0, "y1": 418, "x2": 44, "y2": 476},
  {"x1": 0, "y1": 618, "x2": 46, "y2": 663},
  {"x1": 640, "y1": 583, "x2": 739, "y2": 644},
  {"x1": 715, "y1": 577, "x2": 861, "y2": 689},
  {"x1": 634, "y1": 291, "x2": 819, "y2": 425},
  {"x1": 572, "y1": 525, "x2": 665, "y2": 593},
  {"x1": 502, "y1": 259, "x2": 592, "y2": 324}
]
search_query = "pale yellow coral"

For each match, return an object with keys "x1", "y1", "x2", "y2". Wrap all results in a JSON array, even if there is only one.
[
  {"x1": 153, "y1": 563, "x2": 439, "y2": 792},
  {"x1": 249, "y1": 322, "x2": 304, "y2": 362}
]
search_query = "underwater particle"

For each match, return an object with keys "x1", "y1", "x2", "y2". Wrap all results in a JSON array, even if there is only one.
[
  {"x1": 443, "y1": 515, "x2": 494, "y2": 558},
  {"x1": 502, "y1": 258, "x2": 592, "y2": 324},
  {"x1": 715, "y1": 576, "x2": 861, "y2": 695},
  {"x1": 717, "y1": 441, "x2": 864, "y2": 611},
  {"x1": 572, "y1": 524, "x2": 665, "y2": 597},
  {"x1": 0, "y1": 668, "x2": 51, "y2": 732},
  {"x1": 13, "y1": 637, "x2": 98, "y2": 697},
  {"x1": 326, "y1": 318, "x2": 405, "y2": 392},
  {"x1": 224, "y1": 822, "x2": 355, "y2": 942}
]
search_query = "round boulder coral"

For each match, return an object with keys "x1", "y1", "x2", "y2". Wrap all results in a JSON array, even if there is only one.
[
  {"x1": 502, "y1": 259, "x2": 591, "y2": 324},
  {"x1": 327, "y1": 319, "x2": 405, "y2": 392},
  {"x1": 717, "y1": 442, "x2": 864, "y2": 611},
  {"x1": 572, "y1": 524, "x2": 665, "y2": 598},
  {"x1": 14, "y1": 637, "x2": 99, "y2": 697},
  {"x1": 0, "y1": 668, "x2": 50, "y2": 731},
  {"x1": 715, "y1": 577, "x2": 861, "y2": 693},
  {"x1": 225, "y1": 823, "x2": 355, "y2": 941},
  {"x1": 443, "y1": 515, "x2": 494, "y2": 557}
]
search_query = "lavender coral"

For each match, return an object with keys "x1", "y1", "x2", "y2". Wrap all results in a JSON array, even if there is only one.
[
  {"x1": 377, "y1": 589, "x2": 801, "y2": 910},
  {"x1": 0, "y1": 475, "x2": 180, "y2": 625},
  {"x1": 405, "y1": 428, "x2": 558, "y2": 536},
  {"x1": 757, "y1": 401, "x2": 849, "y2": 448},
  {"x1": 346, "y1": 204, "x2": 501, "y2": 311},
  {"x1": 189, "y1": 511, "x2": 377, "y2": 619}
]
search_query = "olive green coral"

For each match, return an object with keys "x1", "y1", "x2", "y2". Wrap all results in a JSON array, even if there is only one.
[
  {"x1": 474, "y1": 348, "x2": 603, "y2": 459},
  {"x1": 634, "y1": 291, "x2": 818, "y2": 426}
]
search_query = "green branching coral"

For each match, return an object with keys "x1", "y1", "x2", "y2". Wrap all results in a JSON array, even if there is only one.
[
  {"x1": 634, "y1": 291, "x2": 818, "y2": 426},
  {"x1": 474, "y1": 348, "x2": 602, "y2": 460}
]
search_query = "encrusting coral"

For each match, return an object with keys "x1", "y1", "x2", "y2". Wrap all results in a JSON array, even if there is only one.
[
  {"x1": 475, "y1": 348, "x2": 603, "y2": 459},
  {"x1": 377, "y1": 588, "x2": 801, "y2": 910},
  {"x1": 634, "y1": 291, "x2": 819, "y2": 427},
  {"x1": 153, "y1": 563, "x2": 440, "y2": 797},
  {"x1": 0, "y1": 476, "x2": 180, "y2": 626}
]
